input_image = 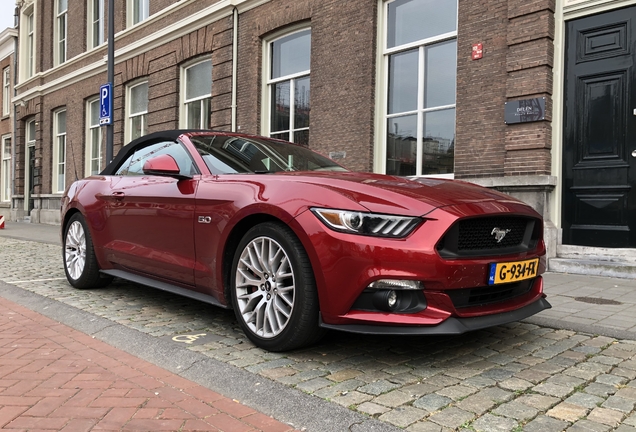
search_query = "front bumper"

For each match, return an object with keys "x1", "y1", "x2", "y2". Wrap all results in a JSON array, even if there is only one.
[{"x1": 318, "y1": 296, "x2": 551, "y2": 335}]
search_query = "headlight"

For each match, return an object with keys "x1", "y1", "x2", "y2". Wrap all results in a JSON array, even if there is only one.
[{"x1": 311, "y1": 208, "x2": 421, "y2": 238}]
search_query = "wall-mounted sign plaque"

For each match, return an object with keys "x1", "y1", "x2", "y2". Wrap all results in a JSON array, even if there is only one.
[{"x1": 504, "y1": 97, "x2": 546, "y2": 124}]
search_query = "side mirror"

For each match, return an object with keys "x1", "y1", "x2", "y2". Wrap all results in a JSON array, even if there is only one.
[{"x1": 142, "y1": 154, "x2": 191, "y2": 179}]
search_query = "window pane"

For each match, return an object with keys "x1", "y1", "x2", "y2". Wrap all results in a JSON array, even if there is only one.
[
  {"x1": 388, "y1": 49, "x2": 418, "y2": 114},
  {"x1": 2, "y1": 138, "x2": 9, "y2": 157},
  {"x1": 58, "y1": 135, "x2": 66, "y2": 191},
  {"x1": 90, "y1": 100, "x2": 99, "y2": 126},
  {"x1": 2, "y1": 159, "x2": 9, "y2": 201},
  {"x1": 28, "y1": 120, "x2": 35, "y2": 141},
  {"x1": 133, "y1": 0, "x2": 148, "y2": 24},
  {"x1": 387, "y1": 0, "x2": 457, "y2": 48},
  {"x1": 271, "y1": 29, "x2": 311, "y2": 79},
  {"x1": 386, "y1": 115, "x2": 417, "y2": 176},
  {"x1": 422, "y1": 109, "x2": 455, "y2": 174},
  {"x1": 293, "y1": 129, "x2": 309, "y2": 146},
  {"x1": 294, "y1": 76, "x2": 310, "y2": 129},
  {"x1": 185, "y1": 60, "x2": 212, "y2": 100},
  {"x1": 130, "y1": 82, "x2": 148, "y2": 114},
  {"x1": 425, "y1": 40, "x2": 457, "y2": 108},
  {"x1": 131, "y1": 115, "x2": 144, "y2": 140},
  {"x1": 59, "y1": 0, "x2": 67, "y2": 13},
  {"x1": 91, "y1": 127, "x2": 101, "y2": 174},
  {"x1": 271, "y1": 132, "x2": 289, "y2": 141},
  {"x1": 58, "y1": 15, "x2": 66, "y2": 63},
  {"x1": 271, "y1": 81, "x2": 290, "y2": 133},
  {"x1": 186, "y1": 101, "x2": 201, "y2": 128},
  {"x1": 57, "y1": 111, "x2": 66, "y2": 134}
]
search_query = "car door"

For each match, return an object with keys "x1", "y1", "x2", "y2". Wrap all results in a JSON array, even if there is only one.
[{"x1": 102, "y1": 140, "x2": 199, "y2": 285}]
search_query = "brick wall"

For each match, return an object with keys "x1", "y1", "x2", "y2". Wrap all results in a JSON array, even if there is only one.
[{"x1": 455, "y1": 0, "x2": 555, "y2": 179}]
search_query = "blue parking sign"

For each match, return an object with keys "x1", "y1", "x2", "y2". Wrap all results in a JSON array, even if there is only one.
[{"x1": 99, "y1": 83, "x2": 112, "y2": 125}]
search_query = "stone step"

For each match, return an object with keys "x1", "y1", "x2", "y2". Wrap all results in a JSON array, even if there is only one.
[
  {"x1": 556, "y1": 244, "x2": 636, "y2": 264},
  {"x1": 548, "y1": 257, "x2": 636, "y2": 279}
]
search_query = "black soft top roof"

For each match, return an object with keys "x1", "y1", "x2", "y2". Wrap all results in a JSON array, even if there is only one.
[{"x1": 100, "y1": 129, "x2": 210, "y2": 175}]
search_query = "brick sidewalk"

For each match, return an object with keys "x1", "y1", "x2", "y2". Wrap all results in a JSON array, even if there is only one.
[{"x1": 0, "y1": 297, "x2": 295, "y2": 431}]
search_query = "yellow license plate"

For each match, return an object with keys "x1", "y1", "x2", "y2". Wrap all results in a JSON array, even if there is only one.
[{"x1": 488, "y1": 258, "x2": 539, "y2": 285}]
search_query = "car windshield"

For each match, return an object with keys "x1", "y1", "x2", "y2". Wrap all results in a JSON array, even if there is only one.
[{"x1": 188, "y1": 135, "x2": 347, "y2": 174}]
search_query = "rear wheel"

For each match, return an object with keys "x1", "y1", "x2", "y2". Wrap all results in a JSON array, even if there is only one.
[
  {"x1": 231, "y1": 222, "x2": 324, "y2": 351},
  {"x1": 63, "y1": 213, "x2": 112, "y2": 289}
]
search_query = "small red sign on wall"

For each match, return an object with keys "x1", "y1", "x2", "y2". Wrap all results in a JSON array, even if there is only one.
[{"x1": 472, "y1": 43, "x2": 483, "y2": 60}]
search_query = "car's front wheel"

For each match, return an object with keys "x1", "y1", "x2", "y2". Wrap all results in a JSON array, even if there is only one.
[
  {"x1": 63, "y1": 213, "x2": 112, "y2": 289},
  {"x1": 231, "y1": 222, "x2": 324, "y2": 351}
]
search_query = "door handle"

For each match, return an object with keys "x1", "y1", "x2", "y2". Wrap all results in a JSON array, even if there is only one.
[
  {"x1": 632, "y1": 150, "x2": 636, "y2": 158},
  {"x1": 96, "y1": 191, "x2": 125, "y2": 203}
]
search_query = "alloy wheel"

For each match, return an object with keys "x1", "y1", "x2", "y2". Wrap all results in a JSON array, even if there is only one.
[
  {"x1": 65, "y1": 220, "x2": 87, "y2": 281},
  {"x1": 235, "y1": 236, "x2": 295, "y2": 339}
]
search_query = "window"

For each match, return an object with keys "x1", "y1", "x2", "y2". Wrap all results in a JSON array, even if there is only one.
[
  {"x1": 55, "y1": 0, "x2": 67, "y2": 65},
  {"x1": 86, "y1": 98, "x2": 102, "y2": 176},
  {"x1": 127, "y1": 81, "x2": 148, "y2": 141},
  {"x1": 53, "y1": 110, "x2": 67, "y2": 193},
  {"x1": 1, "y1": 135, "x2": 10, "y2": 202},
  {"x1": 128, "y1": 0, "x2": 149, "y2": 26},
  {"x1": 181, "y1": 60, "x2": 212, "y2": 129},
  {"x1": 22, "y1": 9, "x2": 35, "y2": 79},
  {"x1": 383, "y1": 0, "x2": 457, "y2": 176},
  {"x1": 88, "y1": 0, "x2": 104, "y2": 49},
  {"x1": 266, "y1": 29, "x2": 311, "y2": 145},
  {"x1": 2, "y1": 68, "x2": 9, "y2": 117},
  {"x1": 115, "y1": 141, "x2": 196, "y2": 177}
]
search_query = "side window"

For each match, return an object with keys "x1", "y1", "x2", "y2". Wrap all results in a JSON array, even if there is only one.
[{"x1": 115, "y1": 141, "x2": 197, "y2": 176}]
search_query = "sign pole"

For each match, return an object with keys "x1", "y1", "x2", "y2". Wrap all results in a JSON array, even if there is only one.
[{"x1": 106, "y1": 0, "x2": 115, "y2": 164}]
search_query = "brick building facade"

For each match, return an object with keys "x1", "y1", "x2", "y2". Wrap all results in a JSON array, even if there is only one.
[
  {"x1": 0, "y1": 28, "x2": 17, "y2": 221},
  {"x1": 5, "y1": 0, "x2": 636, "y2": 259}
]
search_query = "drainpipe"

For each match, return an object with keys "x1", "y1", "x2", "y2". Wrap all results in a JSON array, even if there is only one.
[
  {"x1": 11, "y1": 8, "x2": 19, "y2": 216},
  {"x1": 231, "y1": 6, "x2": 238, "y2": 132}
]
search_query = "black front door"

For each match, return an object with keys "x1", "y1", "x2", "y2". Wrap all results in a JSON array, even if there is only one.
[
  {"x1": 28, "y1": 145, "x2": 35, "y2": 212},
  {"x1": 563, "y1": 6, "x2": 636, "y2": 248}
]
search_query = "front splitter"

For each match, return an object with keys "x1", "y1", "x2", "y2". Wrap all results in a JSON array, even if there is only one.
[{"x1": 319, "y1": 297, "x2": 551, "y2": 335}]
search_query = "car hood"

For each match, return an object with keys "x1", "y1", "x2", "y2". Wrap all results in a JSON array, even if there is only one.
[{"x1": 279, "y1": 171, "x2": 524, "y2": 216}]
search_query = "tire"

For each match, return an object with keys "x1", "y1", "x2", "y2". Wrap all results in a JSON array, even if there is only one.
[
  {"x1": 231, "y1": 222, "x2": 325, "y2": 351},
  {"x1": 63, "y1": 213, "x2": 113, "y2": 289}
]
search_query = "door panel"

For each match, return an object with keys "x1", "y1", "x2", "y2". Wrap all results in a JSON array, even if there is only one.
[
  {"x1": 563, "y1": 7, "x2": 636, "y2": 247},
  {"x1": 103, "y1": 175, "x2": 197, "y2": 285}
]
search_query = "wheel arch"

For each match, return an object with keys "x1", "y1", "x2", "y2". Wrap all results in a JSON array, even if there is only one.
[{"x1": 221, "y1": 213, "x2": 319, "y2": 308}]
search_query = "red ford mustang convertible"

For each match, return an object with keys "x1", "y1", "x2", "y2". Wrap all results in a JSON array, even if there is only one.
[{"x1": 61, "y1": 130, "x2": 550, "y2": 351}]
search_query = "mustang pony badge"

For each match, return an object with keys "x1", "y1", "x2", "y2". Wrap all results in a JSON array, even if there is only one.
[{"x1": 491, "y1": 227, "x2": 511, "y2": 243}]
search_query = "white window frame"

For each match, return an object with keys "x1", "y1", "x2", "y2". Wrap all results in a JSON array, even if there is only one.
[
  {"x1": 20, "y1": 7, "x2": 36, "y2": 80},
  {"x1": 179, "y1": 59, "x2": 212, "y2": 129},
  {"x1": 54, "y1": 0, "x2": 68, "y2": 66},
  {"x1": 125, "y1": 80, "x2": 148, "y2": 143},
  {"x1": 1, "y1": 135, "x2": 11, "y2": 203},
  {"x1": 86, "y1": 98, "x2": 102, "y2": 177},
  {"x1": 262, "y1": 26, "x2": 311, "y2": 144},
  {"x1": 53, "y1": 109, "x2": 67, "y2": 193},
  {"x1": 87, "y1": 0, "x2": 104, "y2": 49},
  {"x1": 376, "y1": 0, "x2": 458, "y2": 178},
  {"x1": 127, "y1": 0, "x2": 149, "y2": 27},
  {"x1": 2, "y1": 68, "x2": 9, "y2": 117}
]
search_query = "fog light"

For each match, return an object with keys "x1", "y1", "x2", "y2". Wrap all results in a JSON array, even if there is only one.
[
  {"x1": 387, "y1": 290, "x2": 398, "y2": 309},
  {"x1": 372, "y1": 289, "x2": 400, "y2": 312},
  {"x1": 368, "y1": 279, "x2": 423, "y2": 290}
]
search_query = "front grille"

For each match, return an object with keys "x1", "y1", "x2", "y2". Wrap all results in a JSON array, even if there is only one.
[
  {"x1": 437, "y1": 216, "x2": 540, "y2": 258},
  {"x1": 447, "y1": 279, "x2": 534, "y2": 309},
  {"x1": 458, "y1": 217, "x2": 527, "y2": 250}
]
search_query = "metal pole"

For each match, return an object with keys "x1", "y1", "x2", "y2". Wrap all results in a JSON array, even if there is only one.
[{"x1": 106, "y1": 0, "x2": 114, "y2": 164}]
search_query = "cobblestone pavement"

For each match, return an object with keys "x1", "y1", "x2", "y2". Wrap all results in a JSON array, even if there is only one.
[{"x1": 3, "y1": 236, "x2": 636, "y2": 431}]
